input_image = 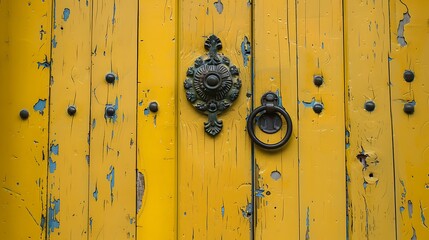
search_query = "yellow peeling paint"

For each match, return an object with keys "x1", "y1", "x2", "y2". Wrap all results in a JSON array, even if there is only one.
[
  {"x1": 89, "y1": 0, "x2": 137, "y2": 239},
  {"x1": 253, "y1": 0, "x2": 299, "y2": 238},
  {"x1": 177, "y1": 1, "x2": 252, "y2": 238},
  {"x1": 47, "y1": 1, "x2": 91, "y2": 238},
  {"x1": 2, "y1": 1, "x2": 429, "y2": 239},
  {"x1": 137, "y1": 0, "x2": 177, "y2": 239},
  {"x1": 390, "y1": 0, "x2": 429, "y2": 239},
  {"x1": 344, "y1": 0, "x2": 396, "y2": 239},
  {"x1": 0, "y1": 1, "x2": 51, "y2": 239},
  {"x1": 297, "y1": 0, "x2": 346, "y2": 238}
]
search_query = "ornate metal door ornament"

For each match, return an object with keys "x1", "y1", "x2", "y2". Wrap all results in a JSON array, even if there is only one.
[{"x1": 184, "y1": 35, "x2": 241, "y2": 136}]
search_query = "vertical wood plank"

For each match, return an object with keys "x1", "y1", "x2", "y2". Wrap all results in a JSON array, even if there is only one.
[
  {"x1": 253, "y1": 0, "x2": 299, "y2": 239},
  {"x1": 296, "y1": 0, "x2": 346, "y2": 238},
  {"x1": 177, "y1": 0, "x2": 252, "y2": 238},
  {"x1": 89, "y1": 0, "x2": 137, "y2": 238},
  {"x1": 137, "y1": 0, "x2": 178, "y2": 239},
  {"x1": 344, "y1": 0, "x2": 397, "y2": 239},
  {"x1": 0, "y1": 1, "x2": 51, "y2": 239},
  {"x1": 47, "y1": 0, "x2": 91, "y2": 238},
  {"x1": 390, "y1": 0, "x2": 429, "y2": 239}
]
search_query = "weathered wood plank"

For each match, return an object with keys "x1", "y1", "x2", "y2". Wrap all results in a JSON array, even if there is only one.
[
  {"x1": 253, "y1": 0, "x2": 299, "y2": 238},
  {"x1": 296, "y1": 0, "x2": 346, "y2": 238},
  {"x1": 137, "y1": 0, "x2": 178, "y2": 239},
  {"x1": 390, "y1": 0, "x2": 429, "y2": 239},
  {"x1": 47, "y1": 0, "x2": 91, "y2": 238},
  {"x1": 177, "y1": 0, "x2": 252, "y2": 238},
  {"x1": 89, "y1": 0, "x2": 137, "y2": 238}
]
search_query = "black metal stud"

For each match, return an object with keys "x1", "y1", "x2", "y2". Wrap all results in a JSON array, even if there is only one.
[
  {"x1": 105, "y1": 73, "x2": 116, "y2": 84},
  {"x1": 403, "y1": 70, "x2": 414, "y2": 83},
  {"x1": 364, "y1": 101, "x2": 376, "y2": 112},
  {"x1": 67, "y1": 106, "x2": 77, "y2": 116},
  {"x1": 403, "y1": 102, "x2": 414, "y2": 114},
  {"x1": 19, "y1": 109, "x2": 29, "y2": 120},
  {"x1": 105, "y1": 106, "x2": 116, "y2": 117},
  {"x1": 149, "y1": 102, "x2": 158, "y2": 113},
  {"x1": 313, "y1": 75, "x2": 324, "y2": 87},
  {"x1": 313, "y1": 103, "x2": 323, "y2": 114}
]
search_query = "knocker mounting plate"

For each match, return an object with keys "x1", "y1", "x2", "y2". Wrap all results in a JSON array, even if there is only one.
[{"x1": 184, "y1": 35, "x2": 241, "y2": 136}]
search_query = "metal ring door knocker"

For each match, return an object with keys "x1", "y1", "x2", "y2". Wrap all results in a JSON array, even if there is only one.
[
  {"x1": 247, "y1": 92, "x2": 293, "y2": 150},
  {"x1": 183, "y1": 35, "x2": 241, "y2": 136}
]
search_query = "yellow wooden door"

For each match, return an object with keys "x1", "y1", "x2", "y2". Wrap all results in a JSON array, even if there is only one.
[{"x1": 1, "y1": 0, "x2": 429, "y2": 239}]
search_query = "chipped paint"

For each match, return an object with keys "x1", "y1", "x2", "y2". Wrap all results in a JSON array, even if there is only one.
[
  {"x1": 93, "y1": 185, "x2": 98, "y2": 201},
  {"x1": 144, "y1": 108, "x2": 150, "y2": 116},
  {"x1": 48, "y1": 196, "x2": 60, "y2": 235},
  {"x1": 305, "y1": 207, "x2": 310, "y2": 240},
  {"x1": 33, "y1": 99, "x2": 47, "y2": 115},
  {"x1": 112, "y1": 1, "x2": 116, "y2": 24},
  {"x1": 52, "y1": 35, "x2": 57, "y2": 48},
  {"x1": 37, "y1": 56, "x2": 51, "y2": 69},
  {"x1": 240, "y1": 36, "x2": 251, "y2": 67},
  {"x1": 214, "y1": 0, "x2": 223, "y2": 14},
  {"x1": 221, "y1": 205, "x2": 225, "y2": 218},
  {"x1": 408, "y1": 200, "x2": 413, "y2": 218},
  {"x1": 301, "y1": 98, "x2": 317, "y2": 108},
  {"x1": 255, "y1": 188, "x2": 265, "y2": 198},
  {"x1": 397, "y1": 12, "x2": 410, "y2": 46},
  {"x1": 107, "y1": 166, "x2": 115, "y2": 203},
  {"x1": 137, "y1": 172, "x2": 144, "y2": 212},
  {"x1": 62, "y1": 8, "x2": 70, "y2": 21}
]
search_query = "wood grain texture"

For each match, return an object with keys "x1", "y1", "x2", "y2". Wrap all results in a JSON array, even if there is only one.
[
  {"x1": 177, "y1": 0, "x2": 252, "y2": 238},
  {"x1": 89, "y1": 0, "x2": 137, "y2": 238},
  {"x1": 296, "y1": 0, "x2": 346, "y2": 238},
  {"x1": 138, "y1": 0, "x2": 178, "y2": 239},
  {"x1": 253, "y1": 0, "x2": 299, "y2": 239},
  {"x1": 47, "y1": 0, "x2": 91, "y2": 238},
  {"x1": 390, "y1": 0, "x2": 429, "y2": 239},
  {"x1": 344, "y1": 0, "x2": 396, "y2": 238},
  {"x1": 0, "y1": 1, "x2": 51, "y2": 239}
]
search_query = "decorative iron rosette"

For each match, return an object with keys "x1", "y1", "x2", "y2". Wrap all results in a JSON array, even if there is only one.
[{"x1": 184, "y1": 35, "x2": 241, "y2": 136}]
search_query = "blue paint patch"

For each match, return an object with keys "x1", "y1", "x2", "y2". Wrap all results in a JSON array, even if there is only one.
[
  {"x1": 408, "y1": 200, "x2": 413, "y2": 218},
  {"x1": 400, "y1": 206, "x2": 405, "y2": 214},
  {"x1": 420, "y1": 202, "x2": 427, "y2": 227},
  {"x1": 48, "y1": 157, "x2": 56, "y2": 173},
  {"x1": 363, "y1": 181, "x2": 368, "y2": 189},
  {"x1": 139, "y1": 101, "x2": 143, "y2": 106},
  {"x1": 411, "y1": 227, "x2": 417, "y2": 240},
  {"x1": 50, "y1": 144, "x2": 59, "y2": 155},
  {"x1": 86, "y1": 155, "x2": 90, "y2": 165},
  {"x1": 37, "y1": 57, "x2": 51, "y2": 69},
  {"x1": 89, "y1": 217, "x2": 93, "y2": 232},
  {"x1": 48, "y1": 196, "x2": 60, "y2": 235},
  {"x1": 33, "y1": 99, "x2": 47, "y2": 115},
  {"x1": 275, "y1": 90, "x2": 283, "y2": 107},
  {"x1": 400, "y1": 180, "x2": 407, "y2": 199},
  {"x1": 52, "y1": 35, "x2": 57, "y2": 48},
  {"x1": 240, "y1": 36, "x2": 251, "y2": 67},
  {"x1": 63, "y1": 8, "x2": 70, "y2": 21},
  {"x1": 345, "y1": 130, "x2": 350, "y2": 137},
  {"x1": 40, "y1": 214, "x2": 46, "y2": 229},
  {"x1": 388, "y1": 56, "x2": 393, "y2": 61},
  {"x1": 221, "y1": 205, "x2": 225, "y2": 218},
  {"x1": 144, "y1": 108, "x2": 150, "y2": 116},
  {"x1": 255, "y1": 189, "x2": 265, "y2": 198},
  {"x1": 107, "y1": 166, "x2": 115, "y2": 203},
  {"x1": 92, "y1": 119, "x2": 96, "y2": 129},
  {"x1": 302, "y1": 98, "x2": 316, "y2": 108},
  {"x1": 305, "y1": 207, "x2": 310, "y2": 240},
  {"x1": 408, "y1": 100, "x2": 416, "y2": 106},
  {"x1": 93, "y1": 185, "x2": 98, "y2": 201}
]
